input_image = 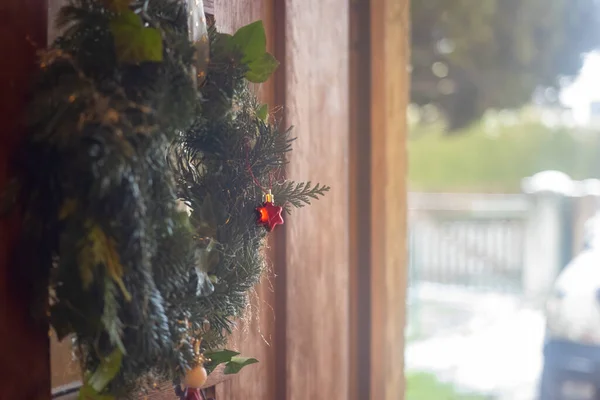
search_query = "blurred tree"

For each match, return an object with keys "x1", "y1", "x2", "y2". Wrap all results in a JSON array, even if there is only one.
[{"x1": 411, "y1": 0, "x2": 600, "y2": 132}]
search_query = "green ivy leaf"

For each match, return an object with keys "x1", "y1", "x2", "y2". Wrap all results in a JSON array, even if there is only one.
[
  {"x1": 256, "y1": 104, "x2": 269, "y2": 122},
  {"x1": 109, "y1": 10, "x2": 163, "y2": 64},
  {"x1": 245, "y1": 52, "x2": 279, "y2": 83},
  {"x1": 204, "y1": 349, "x2": 240, "y2": 374},
  {"x1": 223, "y1": 356, "x2": 259, "y2": 375},
  {"x1": 87, "y1": 348, "x2": 124, "y2": 393},
  {"x1": 205, "y1": 349, "x2": 240, "y2": 363},
  {"x1": 232, "y1": 21, "x2": 267, "y2": 64}
]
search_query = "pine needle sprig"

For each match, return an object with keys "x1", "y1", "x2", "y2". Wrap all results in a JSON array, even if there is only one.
[{"x1": 273, "y1": 181, "x2": 331, "y2": 213}]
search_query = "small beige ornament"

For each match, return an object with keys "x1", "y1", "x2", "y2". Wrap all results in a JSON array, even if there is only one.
[
  {"x1": 183, "y1": 337, "x2": 209, "y2": 390},
  {"x1": 184, "y1": 364, "x2": 208, "y2": 388}
]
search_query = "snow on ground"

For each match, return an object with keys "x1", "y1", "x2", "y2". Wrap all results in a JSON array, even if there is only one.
[{"x1": 406, "y1": 283, "x2": 545, "y2": 400}]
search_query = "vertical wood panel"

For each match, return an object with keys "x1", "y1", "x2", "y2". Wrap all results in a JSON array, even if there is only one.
[
  {"x1": 0, "y1": 0, "x2": 50, "y2": 399},
  {"x1": 350, "y1": 0, "x2": 409, "y2": 399},
  {"x1": 369, "y1": 0, "x2": 409, "y2": 399},
  {"x1": 283, "y1": 0, "x2": 350, "y2": 399}
]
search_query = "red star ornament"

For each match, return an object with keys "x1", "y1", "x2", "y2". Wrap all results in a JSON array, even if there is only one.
[{"x1": 256, "y1": 201, "x2": 284, "y2": 231}]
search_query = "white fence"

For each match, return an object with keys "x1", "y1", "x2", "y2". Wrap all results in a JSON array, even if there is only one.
[
  {"x1": 409, "y1": 193, "x2": 529, "y2": 293},
  {"x1": 409, "y1": 188, "x2": 600, "y2": 301}
]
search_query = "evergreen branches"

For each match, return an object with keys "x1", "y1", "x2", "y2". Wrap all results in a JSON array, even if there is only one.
[
  {"x1": 273, "y1": 181, "x2": 331, "y2": 214},
  {"x1": 10, "y1": 0, "x2": 328, "y2": 397}
]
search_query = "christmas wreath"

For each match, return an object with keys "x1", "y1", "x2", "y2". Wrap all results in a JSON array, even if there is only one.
[{"x1": 4, "y1": 0, "x2": 328, "y2": 398}]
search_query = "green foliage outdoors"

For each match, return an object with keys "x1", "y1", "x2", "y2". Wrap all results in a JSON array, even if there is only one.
[
  {"x1": 406, "y1": 372, "x2": 492, "y2": 400},
  {"x1": 409, "y1": 122, "x2": 600, "y2": 193},
  {"x1": 411, "y1": 0, "x2": 600, "y2": 131}
]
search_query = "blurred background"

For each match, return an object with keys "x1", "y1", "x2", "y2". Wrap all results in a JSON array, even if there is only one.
[{"x1": 405, "y1": 1, "x2": 600, "y2": 399}]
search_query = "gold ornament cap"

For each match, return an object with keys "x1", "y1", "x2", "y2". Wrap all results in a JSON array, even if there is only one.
[{"x1": 264, "y1": 189, "x2": 274, "y2": 204}]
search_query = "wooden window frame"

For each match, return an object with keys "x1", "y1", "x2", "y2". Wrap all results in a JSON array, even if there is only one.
[{"x1": 349, "y1": 0, "x2": 409, "y2": 399}]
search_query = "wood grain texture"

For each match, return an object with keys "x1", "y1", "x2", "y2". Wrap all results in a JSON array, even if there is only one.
[
  {"x1": 213, "y1": 283, "x2": 277, "y2": 400},
  {"x1": 50, "y1": 335, "x2": 81, "y2": 388},
  {"x1": 204, "y1": 0, "x2": 215, "y2": 15},
  {"x1": 0, "y1": 0, "x2": 50, "y2": 399},
  {"x1": 369, "y1": 0, "x2": 409, "y2": 398},
  {"x1": 283, "y1": 0, "x2": 350, "y2": 399}
]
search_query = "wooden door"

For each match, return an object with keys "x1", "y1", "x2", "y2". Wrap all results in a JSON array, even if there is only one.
[
  {"x1": 2, "y1": 0, "x2": 409, "y2": 399},
  {"x1": 213, "y1": 1, "x2": 352, "y2": 398}
]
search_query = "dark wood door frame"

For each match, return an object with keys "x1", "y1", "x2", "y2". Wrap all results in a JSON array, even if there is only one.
[
  {"x1": 0, "y1": 1, "x2": 51, "y2": 400},
  {"x1": 350, "y1": 0, "x2": 409, "y2": 399}
]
